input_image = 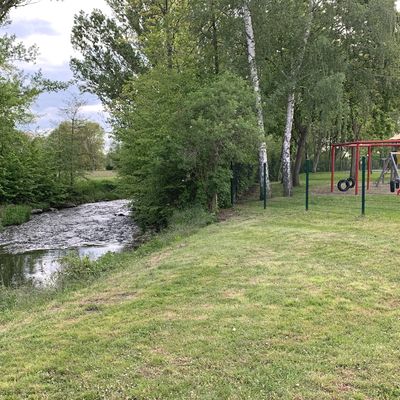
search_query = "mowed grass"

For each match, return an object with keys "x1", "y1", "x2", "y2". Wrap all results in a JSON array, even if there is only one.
[
  {"x1": 1, "y1": 174, "x2": 400, "y2": 399},
  {"x1": 85, "y1": 170, "x2": 118, "y2": 181}
]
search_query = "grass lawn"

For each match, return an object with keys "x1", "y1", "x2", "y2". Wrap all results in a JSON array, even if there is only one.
[
  {"x1": 1, "y1": 174, "x2": 400, "y2": 399},
  {"x1": 85, "y1": 170, "x2": 118, "y2": 181}
]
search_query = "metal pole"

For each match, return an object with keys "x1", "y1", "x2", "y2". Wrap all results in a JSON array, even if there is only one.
[
  {"x1": 230, "y1": 162, "x2": 234, "y2": 206},
  {"x1": 355, "y1": 145, "x2": 360, "y2": 195},
  {"x1": 306, "y1": 159, "x2": 310, "y2": 211},
  {"x1": 362, "y1": 156, "x2": 366, "y2": 216},
  {"x1": 331, "y1": 145, "x2": 336, "y2": 193},
  {"x1": 263, "y1": 162, "x2": 267, "y2": 209},
  {"x1": 231, "y1": 177, "x2": 234, "y2": 206},
  {"x1": 367, "y1": 146, "x2": 372, "y2": 190}
]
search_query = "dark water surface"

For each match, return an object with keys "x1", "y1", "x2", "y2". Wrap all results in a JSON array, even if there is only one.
[{"x1": 0, "y1": 200, "x2": 138, "y2": 287}]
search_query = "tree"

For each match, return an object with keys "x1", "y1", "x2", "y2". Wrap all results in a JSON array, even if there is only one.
[
  {"x1": 71, "y1": 9, "x2": 145, "y2": 104},
  {"x1": 242, "y1": 1, "x2": 271, "y2": 198},
  {"x1": 0, "y1": 0, "x2": 29, "y2": 22},
  {"x1": 280, "y1": 0, "x2": 315, "y2": 197},
  {"x1": 48, "y1": 115, "x2": 106, "y2": 185},
  {"x1": 114, "y1": 69, "x2": 260, "y2": 228}
]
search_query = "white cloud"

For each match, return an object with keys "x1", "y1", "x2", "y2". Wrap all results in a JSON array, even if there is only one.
[
  {"x1": 8, "y1": 0, "x2": 111, "y2": 69},
  {"x1": 81, "y1": 103, "x2": 106, "y2": 114},
  {"x1": 2, "y1": 0, "x2": 112, "y2": 131}
]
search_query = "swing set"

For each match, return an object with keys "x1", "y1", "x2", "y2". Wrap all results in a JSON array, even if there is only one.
[{"x1": 330, "y1": 138, "x2": 400, "y2": 195}]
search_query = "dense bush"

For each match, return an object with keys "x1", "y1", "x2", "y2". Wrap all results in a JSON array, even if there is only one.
[
  {"x1": 115, "y1": 70, "x2": 261, "y2": 229},
  {"x1": 69, "y1": 179, "x2": 125, "y2": 204},
  {"x1": 0, "y1": 132, "x2": 67, "y2": 205}
]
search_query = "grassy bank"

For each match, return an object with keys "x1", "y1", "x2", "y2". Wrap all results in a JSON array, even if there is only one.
[
  {"x1": 1, "y1": 176, "x2": 400, "y2": 399},
  {"x1": 0, "y1": 205, "x2": 32, "y2": 228},
  {"x1": 0, "y1": 171, "x2": 125, "y2": 228}
]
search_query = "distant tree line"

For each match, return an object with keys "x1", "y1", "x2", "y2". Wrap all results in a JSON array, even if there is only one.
[{"x1": 0, "y1": 7, "x2": 107, "y2": 206}]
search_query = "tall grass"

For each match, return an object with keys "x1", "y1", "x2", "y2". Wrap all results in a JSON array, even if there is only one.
[
  {"x1": 0, "y1": 205, "x2": 31, "y2": 227},
  {"x1": 69, "y1": 179, "x2": 126, "y2": 204}
]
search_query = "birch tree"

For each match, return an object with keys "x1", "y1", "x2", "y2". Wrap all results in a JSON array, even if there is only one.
[
  {"x1": 281, "y1": 0, "x2": 315, "y2": 197},
  {"x1": 242, "y1": 1, "x2": 271, "y2": 198}
]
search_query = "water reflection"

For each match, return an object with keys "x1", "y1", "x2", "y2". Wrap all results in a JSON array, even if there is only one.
[
  {"x1": 0, "y1": 200, "x2": 138, "y2": 288},
  {"x1": 0, "y1": 245, "x2": 125, "y2": 287}
]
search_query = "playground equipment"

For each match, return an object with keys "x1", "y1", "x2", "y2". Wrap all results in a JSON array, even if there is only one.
[
  {"x1": 376, "y1": 152, "x2": 400, "y2": 189},
  {"x1": 330, "y1": 138, "x2": 400, "y2": 195},
  {"x1": 337, "y1": 177, "x2": 355, "y2": 192}
]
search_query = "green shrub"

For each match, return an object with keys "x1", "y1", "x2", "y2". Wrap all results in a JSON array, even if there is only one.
[
  {"x1": 56, "y1": 252, "x2": 121, "y2": 287},
  {"x1": 116, "y1": 70, "x2": 260, "y2": 229},
  {"x1": 0, "y1": 205, "x2": 31, "y2": 227},
  {"x1": 57, "y1": 255, "x2": 100, "y2": 285},
  {"x1": 169, "y1": 206, "x2": 215, "y2": 230},
  {"x1": 69, "y1": 179, "x2": 125, "y2": 204}
]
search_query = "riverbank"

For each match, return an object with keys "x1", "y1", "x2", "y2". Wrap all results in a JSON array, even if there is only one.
[
  {"x1": 1, "y1": 178, "x2": 400, "y2": 399},
  {"x1": 0, "y1": 199, "x2": 139, "y2": 287},
  {"x1": 0, "y1": 171, "x2": 126, "y2": 228}
]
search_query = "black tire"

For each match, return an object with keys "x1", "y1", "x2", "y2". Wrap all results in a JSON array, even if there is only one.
[
  {"x1": 396, "y1": 179, "x2": 400, "y2": 189},
  {"x1": 337, "y1": 179, "x2": 350, "y2": 192},
  {"x1": 390, "y1": 180, "x2": 396, "y2": 193},
  {"x1": 347, "y1": 177, "x2": 355, "y2": 189}
]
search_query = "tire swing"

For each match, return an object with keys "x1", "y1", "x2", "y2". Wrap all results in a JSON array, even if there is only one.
[
  {"x1": 347, "y1": 177, "x2": 355, "y2": 189},
  {"x1": 337, "y1": 179, "x2": 350, "y2": 192}
]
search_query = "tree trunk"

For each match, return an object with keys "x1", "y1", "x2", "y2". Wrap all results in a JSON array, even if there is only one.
[
  {"x1": 211, "y1": 0, "x2": 219, "y2": 75},
  {"x1": 164, "y1": 0, "x2": 173, "y2": 69},
  {"x1": 242, "y1": 1, "x2": 271, "y2": 198},
  {"x1": 281, "y1": 0, "x2": 314, "y2": 196},
  {"x1": 209, "y1": 192, "x2": 218, "y2": 212},
  {"x1": 293, "y1": 123, "x2": 308, "y2": 187},
  {"x1": 313, "y1": 148, "x2": 322, "y2": 173},
  {"x1": 282, "y1": 92, "x2": 295, "y2": 196}
]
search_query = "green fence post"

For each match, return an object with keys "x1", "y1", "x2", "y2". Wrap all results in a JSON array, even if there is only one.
[
  {"x1": 361, "y1": 156, "x2": 366, "y2": 216},
  {"x1": 231, "y1": 177, "x2": 234, "y2": 206},
  {"x1": 230, "y1": 162, "x2": 234, "y2": 206},
  {"x1": 263, "y1": 162, "x2": 267, "y2": 210},
  {"x1": 305, "y1": 159, "x2": 310, "y2": 211}
]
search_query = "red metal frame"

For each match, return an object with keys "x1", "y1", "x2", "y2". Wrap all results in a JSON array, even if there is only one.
[{"x1": 330, "y1": 139, "x2": 400, "y2": 195}]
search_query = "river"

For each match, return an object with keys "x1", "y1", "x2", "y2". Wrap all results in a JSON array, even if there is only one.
[{"x1": 0, "y1": 200, "x2": 139, "y2": 287}]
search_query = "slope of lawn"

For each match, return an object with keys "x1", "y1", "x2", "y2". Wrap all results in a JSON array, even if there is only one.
[{"x1": 1, "y1": 175, "x2": 400, "y2": 399}]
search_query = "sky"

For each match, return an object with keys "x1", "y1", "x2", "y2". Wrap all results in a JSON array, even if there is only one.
[
  {"x1": 1, "y1": 0, "x2": 112, "y2": 134},
  {"x1": 2, "y1": 0, "x2": 400, "y2": 134}
]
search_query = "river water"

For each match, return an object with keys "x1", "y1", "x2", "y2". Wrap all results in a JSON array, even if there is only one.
[{"x1": 0, "y1": 200, "x2": 139, "y2": 287}]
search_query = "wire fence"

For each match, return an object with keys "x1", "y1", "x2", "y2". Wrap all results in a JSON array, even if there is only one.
[{"x1": 304, "y1": 157, "x2": 400, "y2": 218}]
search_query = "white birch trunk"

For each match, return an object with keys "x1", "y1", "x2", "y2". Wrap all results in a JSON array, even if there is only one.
[
  {"x1": 281, "y1": 0, "x2": 315, "y2": 197},
  {"x1": 242, "y1": 1, "x2": 271, "y2": 198},
  {"x1": 282, "y1": 92, "x2": 295, "y2": 197}
]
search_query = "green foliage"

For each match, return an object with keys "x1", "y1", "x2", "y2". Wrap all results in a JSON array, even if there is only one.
[
  {"x1": 0, "y1": 204, "x2": 31, "y2": 227},
  {"x1": 58, "y1": 255, "x2": 101, "y2": 285},
  {"x1": 0, "y1": 132, "x2": 65, "y2": 205},
  {"x1": 71, "y1": 8, "x2": 145, "y2": 104},
  {"x1": 115, "y1": 69, "x2": 260, "y2": 228},
  {"x1": 168, "y1": 206, "x2": 216, "y2": 234},
  {"x1": 0, "y1": 29, "x2": 70, "y2": 207},
  {"x1": 3, "y1": 182, "x2": 400, "y2": 398},
  {"x1": 69, "y1": 179, "x2": 125, "y2": 204},
  {"x1": 47, "y1": 120, "x2": 106, "y2": 186}
]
